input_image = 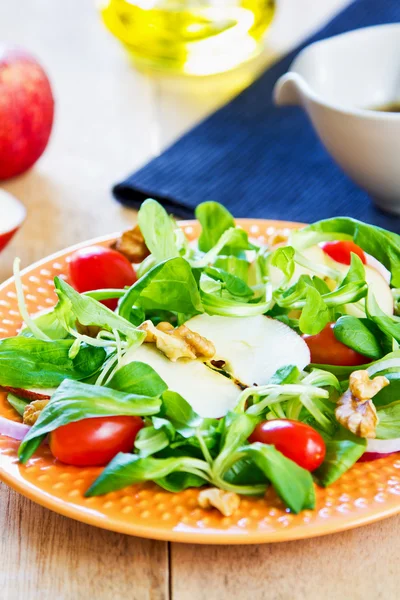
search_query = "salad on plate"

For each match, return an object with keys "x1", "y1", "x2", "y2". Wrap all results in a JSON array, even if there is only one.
[{"x1": 2, "y1": 199, "x2": 400, "y2": 516}]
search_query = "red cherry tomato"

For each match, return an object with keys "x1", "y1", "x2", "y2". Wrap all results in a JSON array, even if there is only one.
[
  {"x1": 69, "y1": 246, "x2": 136, "y2": 310},
  {"x1": 321, "y1": 240, "x2": 366, "y2": 265},
  {"x1": 248, "y1": 419, "x2": 326, "y2": 471},
  {"x1": 49, "y1": 416, "x2": 144, "y2": 467},
  {"x1": 303, "y1": 322, "x2": 368, "y2": 366}
]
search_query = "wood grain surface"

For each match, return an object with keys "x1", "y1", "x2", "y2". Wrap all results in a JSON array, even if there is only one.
[{"x1": 2, "y1": 1, "x2": 399, "y2": 599}]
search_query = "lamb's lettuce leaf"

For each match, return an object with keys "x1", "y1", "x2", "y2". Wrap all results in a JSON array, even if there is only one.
[
  {"x1": 6, "y1": 393, "x2": 28, "y2": 416},
  {"x1": 333, "y1": 316, "x2": 383, "y2": 359},
  {"x1": 376, "y1": 401, "x2": 400, "y2": 439},
  {"x1": 138, "y1": 199, "x2": 180, "y2": 261},
  {"x1": 118, "y1": 257, "x2": 203, "y2": 321},
  {"x1": 54, "y1": 277, "x2": 144, "y2": 343},
  {"x1": 196, "y1": 201, "x2": 235, "y2": 252},
  {"x1": 238, "y1": 443, "x2": 315, "y2": 513},
  {"x1": 107, "y1": 361, "x2": 168, "y2": 396},
  {"x1": 85, "y1": 452, "x2": 210, "y2": 496},
  {"x1": 204, "y1": 267, "x2": 253, "y2": 298},
  {"x1": 0, "y1": 337, "x2": 105, "y2": 388},
  {"x1": 314, "y1": 427, "x2": 366, "y2": 487},
  {"x1": 19, "y1": 308, "x2": 69, "y2": 340},
  {"x1": 299, "y1": 287, "x2": 330, "y2": 335},
  {"x1": 366, "y1": 289, "x2": 400, "y2": 343}
]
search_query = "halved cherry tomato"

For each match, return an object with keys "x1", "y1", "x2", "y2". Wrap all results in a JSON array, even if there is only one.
[
  {"x1": 321, "y1": 240, "x2": 366, "y2": 265},
  {"x1": 248, "y1": 419, "x2": 325, "y2": 471},
  {"x1": 69, "y1": 246, "x2": 136, "y2": 310},
  {"x1": 303, "y1": 322, "x2": 368, "y2": 366},
  {"x1": 49, "y1": 416, "x2": 144, "y2": 467}
]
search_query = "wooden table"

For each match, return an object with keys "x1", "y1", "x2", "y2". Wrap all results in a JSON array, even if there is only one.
[{"x1": 2, "y1": 1, "x2": 399, "y2": 599}]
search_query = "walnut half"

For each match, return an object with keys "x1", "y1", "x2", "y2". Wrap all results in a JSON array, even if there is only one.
[
  {"x1": 139, "y1": 320, "x2": 215, "y2": 362},
  {"x1": 198, "y1": 488, "x2": 240, "y2": 517},
  {"x1": 112, "y1": 224, "x2": 150, "y2": 263},
  {"x1": 23, "y1": 399, "x2": 49, "y2": 426},
  {"x1": 335, "y1": 370, "x2": 389, "y2": 439}
]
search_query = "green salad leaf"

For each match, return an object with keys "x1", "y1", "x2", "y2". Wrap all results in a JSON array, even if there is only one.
[
  {"x1": 196, "y1": 201, "x2": 235, "y2": 252},
  {"x1": 138, "y1": 199, "x2": 180, "y2": 261},
  {"x1": 118, "y1": 257, "x2": 203, "y2": 320},
  {"x1": 376, "y1": 401, "x2": 400, "y2": 439},
  {"x1": 299, "y1": 287, "x2": 330, "y2": 335},
  {"x1": 333, "y1": 316, "x2": 382, "y2": 359},
  {"x1": 134, "y1": 424, "x2": 172, "y2": 457},
  {"x1": 85, "y1": 452, "x2": 210, "y2": 496},
  {"x1": 6, "y1": 393, "x2": 28, "y2": 416},
  {"x1": 204, "y1": 267, "x2": 253, "y2": 298},
  {"x1": 214, "y1": 255, "x2": 249, "y2": 282},
  {"x1": 193, "y1": 227, "x2": 257, "y2": 268},
  {"x1": 19, "y1": 308, "x2": 69, "y2": 340},
  {"x1": 373, "y1": 372, "x2": 400, "y2": 407},
  {"x1": 366, "y1": 290, "x2": 400, "y2": 343},
  {"x1": 107, "y1": 361, "x2": 168, "y2": 396},
  {"x1": 160, "y1": 391, "x2": 204, "y2": 437},
  {"x1": 314, "y1": 427, "x2": 366, "y2": 487},
  {"x1": 341, "y1": 254, "x2": 365, "y2": 286},
  {"x1": 239, "y1": 443, "x2": 315, "y2": 513},
  {"x1": 54, "y1": 278, "x2": 144, "y2": 343},
  {"x1": 270, "y1": 246, "x2": 295, "y2": 283},
  {"x1": 0, "y1": 337, "x2": 105, "y2": 388},
  {"x1": 155, "y1": 471, "x2": 207, "y2": 493}
]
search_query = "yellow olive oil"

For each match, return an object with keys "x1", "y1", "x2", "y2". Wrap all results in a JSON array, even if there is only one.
[
  {"x1": 99, "y1": 0, "x2": 275, "y2": 75},
  {"x1": 369, "y1": 101, "x2": 400, "y2": 113}
]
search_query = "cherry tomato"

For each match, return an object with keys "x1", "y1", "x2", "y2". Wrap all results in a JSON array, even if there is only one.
[
  {"x1": 303, "y1": 322, "x2": 368, "y2": 366},
  {"x1": 69, "y1": 246, "x2": 136, "y2": 310},
  {"x1": 321, "y1": 240, "x2": 366, "y2": 265},
  {"x1": 248, "y1": 419, "x2": 326, "y2": 471},
  {"x1": 49, "y1": 416, "x2": 144, "y2": 467}
]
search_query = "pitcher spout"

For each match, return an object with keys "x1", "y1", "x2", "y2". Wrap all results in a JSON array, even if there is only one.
[{"x1": 273, "y1": 72, "x2": 309, "y2": 107}]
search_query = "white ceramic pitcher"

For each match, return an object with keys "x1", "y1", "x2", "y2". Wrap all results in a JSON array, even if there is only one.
[{"x1": 273, "y1": 24, "x2": 400, "y2": 215}]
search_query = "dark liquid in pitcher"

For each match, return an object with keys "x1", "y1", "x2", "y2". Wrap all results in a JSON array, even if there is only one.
[{"x1": 369, "y1": 102, "x2": 400, "y2": 113}]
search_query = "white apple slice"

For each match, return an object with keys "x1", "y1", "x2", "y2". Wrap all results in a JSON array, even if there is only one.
[
  {"x1": 365, "y1": 253, "x2": 390, "y2": 284},
  {"x1": 121, "y1": 344, "x2": 242, "y2": 418},
  {"x1": 186, "y1": 314, "x2": 310, "y2": 387},
  {"x1": 0, "y1": 189, "x2": 26, "y2": 251}
]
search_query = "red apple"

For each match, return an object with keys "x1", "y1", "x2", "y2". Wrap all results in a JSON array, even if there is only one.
[
  {"x1": 0, "y1": 190, "x2": 26, "y2": 251},
  {"x1": 0, "y1": 47, "x2": 54, "y2": 180}
]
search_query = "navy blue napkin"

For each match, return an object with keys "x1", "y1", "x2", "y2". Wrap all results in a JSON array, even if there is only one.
[{"x1": 113, "y1": 0, "x2": 400, "y2": 232}]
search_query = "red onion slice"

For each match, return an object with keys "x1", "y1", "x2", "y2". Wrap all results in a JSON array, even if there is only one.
[{"x1": 0, "y1": 416, "x2": 30, "y2": 441}]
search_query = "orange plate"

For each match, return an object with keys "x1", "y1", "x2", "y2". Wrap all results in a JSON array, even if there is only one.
[{"x1": 1, "y1": 219, "x2": 400, "y2": 544}]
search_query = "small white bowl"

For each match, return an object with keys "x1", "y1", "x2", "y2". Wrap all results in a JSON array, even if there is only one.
[{"x1": 273, "y1": 24, "x2": 400, "y2": 215}]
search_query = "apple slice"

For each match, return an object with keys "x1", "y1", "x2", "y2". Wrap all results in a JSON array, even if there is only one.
[
  {"x1": 0, "y1": 190, "x2": 26, "y2": 251},
  {"x1": 121, "y1": 344, "x2": 242, "y2": 418},
  {"x1": 186, "y1": 314, "x2": 310, "y2": 387}
]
